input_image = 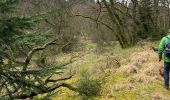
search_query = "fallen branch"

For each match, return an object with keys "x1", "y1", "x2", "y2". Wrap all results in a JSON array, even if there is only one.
[
  {"x1": 48, "y1": 82, "x2": 78, "y2": 92},
  {"x1": 7, "y1": 83, "x2": 78, "y2": 99},
  {"x1": 45, "y1": 74, "x2": 74, "y2": 83}
]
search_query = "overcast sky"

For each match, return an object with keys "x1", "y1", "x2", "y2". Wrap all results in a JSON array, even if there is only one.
[
  {"x1": 94, "y1": 0, "x2": 131, "y2": 4},
  {"x1": 94, "y1": 0, "x2": 124, "y2": 2},
  {"x1": 65, "y1": 0, "x2": 129, "y2": 3}
]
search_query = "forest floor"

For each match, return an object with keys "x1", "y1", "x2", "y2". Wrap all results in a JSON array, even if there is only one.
[{"x1": 38, "y1": 41, "x2": 170, "y2": 100}]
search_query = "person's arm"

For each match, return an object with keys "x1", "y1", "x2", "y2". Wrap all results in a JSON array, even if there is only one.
[{"x1": 158, "y1": 37, "x2": 166, "y2": 61}]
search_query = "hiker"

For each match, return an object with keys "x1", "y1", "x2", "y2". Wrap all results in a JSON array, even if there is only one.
[{"x1": 156, "y1": 29, "x2": 170, "y2": 90}]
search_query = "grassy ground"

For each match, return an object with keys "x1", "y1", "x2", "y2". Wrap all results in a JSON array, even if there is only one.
[{"x1": 35, "y1": 41, "x2": 170, "y2": 100}]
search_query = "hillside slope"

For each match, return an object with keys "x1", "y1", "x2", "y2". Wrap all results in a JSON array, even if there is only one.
[{"x1": 49, "y1": 42, "x2": 170, "y2": 100}]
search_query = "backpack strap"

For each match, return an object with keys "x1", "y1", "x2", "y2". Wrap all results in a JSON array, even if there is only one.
[{"x1": 165, "y1": 37, "x2": 170, "y2": 47}]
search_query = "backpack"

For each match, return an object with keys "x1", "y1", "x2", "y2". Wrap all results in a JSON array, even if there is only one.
[{"x1": 165, "y1": 37, "x2": 170, "y2": 57}]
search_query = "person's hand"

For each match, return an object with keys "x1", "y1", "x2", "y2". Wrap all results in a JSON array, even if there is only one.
[
  {"x1": 159, "y1": 57, "x2": 162, "y2": 62},
  {"x1": 151, "y1": 47, "x2": 158, "y2": 52}
]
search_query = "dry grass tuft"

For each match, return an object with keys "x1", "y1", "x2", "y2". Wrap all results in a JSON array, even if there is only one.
[
  {"x1": 142, "y1": 63, "x2": 160, "y2": 77},
  {"x1": 151, "y1": 92, "x2": 170, "y2": 100},
  {"x1": 117, "y1": 51, "x2": 152, "y2": 74},
  {"x1": 112, "y1": 83, "x2": 134, "y2": 91},
  {"x1": 117, "y1": 64, "x2": 140, "y2": 73},
  {"x1": 128, "y1": 73, "x2": 156, "y2": 84},
  {"x1": 130, "y1": 51, "x2": 150, "y2": 64}
]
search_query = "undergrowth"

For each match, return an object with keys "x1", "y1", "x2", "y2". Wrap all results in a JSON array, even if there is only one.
[{"x1": 36, "y1": 42, "x2": 170, "y2": 100}]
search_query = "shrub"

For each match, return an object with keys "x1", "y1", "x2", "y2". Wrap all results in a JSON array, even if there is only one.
[{"x1": 76, "y1": 69, "x2": 101, "y2": 98}]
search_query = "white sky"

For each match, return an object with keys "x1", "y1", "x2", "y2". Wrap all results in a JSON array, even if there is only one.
[
  {"x1": 94, "y1": 0, "x2": 125, "y2": 2},
  {"x1": 94, "y1": 0, "x2": 130, "y2": 4},
  {"x1": 65, "y1": 0, "x2": 129, "y2": 3}
]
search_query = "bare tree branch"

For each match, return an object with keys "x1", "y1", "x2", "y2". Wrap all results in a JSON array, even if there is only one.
[
  {"x1": 71, "y1": 12, "x2": 115, "y2": 32},
  {"x1": 23, "y1": 39, "x2": 60, "y2": 71}
]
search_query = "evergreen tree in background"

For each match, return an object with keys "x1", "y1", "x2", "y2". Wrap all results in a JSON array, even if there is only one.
[
  {"x1": 0, "y1": 0, "x2": 75, "y2": 99},
  {"x1": 138, "y1": 0, "x2": 154, "y2": 39},
  {"x1": 137, "y1": 0, "x2": 164, "y2": 39}
]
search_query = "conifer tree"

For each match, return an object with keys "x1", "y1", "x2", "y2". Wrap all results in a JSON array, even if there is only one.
[
  {"x1": 138, "y1": 0, "x2": 155, "y2": 39},
  {"x1": 0, "y1": 0, "x2": 76, "y2": 99}
]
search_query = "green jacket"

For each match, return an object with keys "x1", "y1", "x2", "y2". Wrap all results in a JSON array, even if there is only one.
[{"x1": 158, "y1": 33, "x2": 170, "y2": 62}]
